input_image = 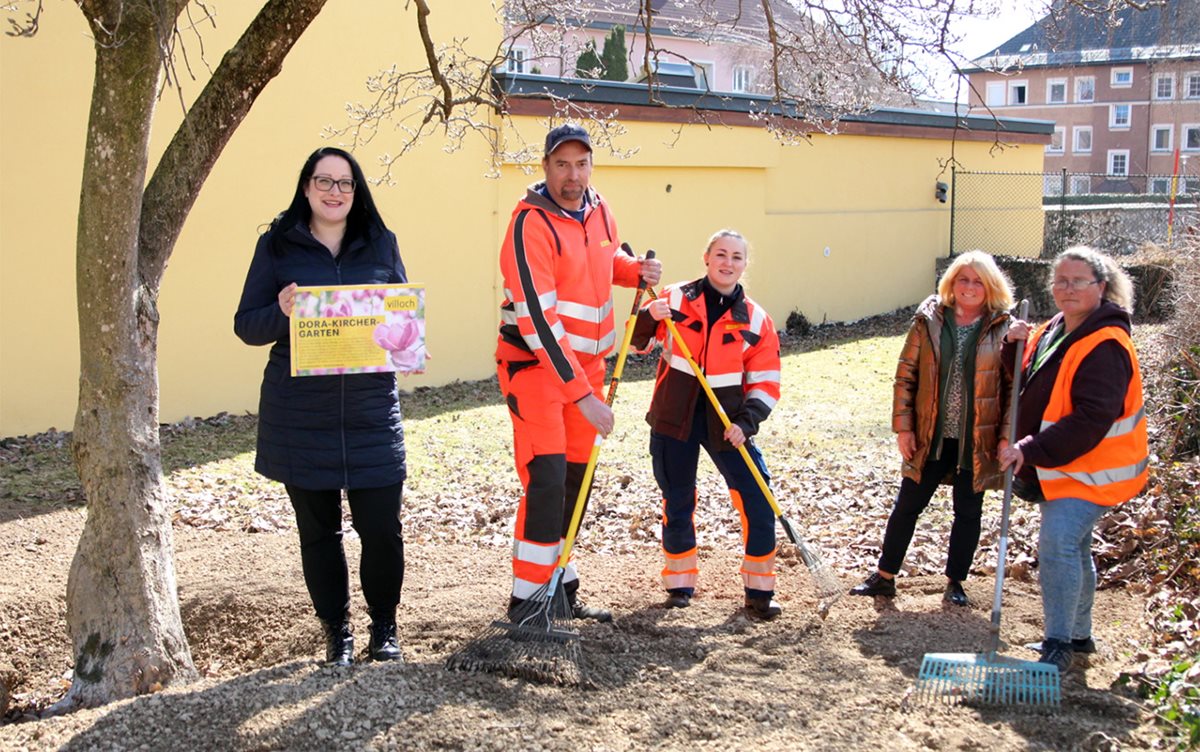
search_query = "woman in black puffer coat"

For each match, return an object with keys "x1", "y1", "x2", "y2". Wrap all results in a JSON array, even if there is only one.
[{"x1": 235, "y1": 147, "x2": 407, "y2": 666}]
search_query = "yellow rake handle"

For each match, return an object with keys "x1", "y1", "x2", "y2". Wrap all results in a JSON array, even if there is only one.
[
  {"x1": 557, "y1": 249, "x2": 655, "y2": 569},
  {"x1": 645, "y1": 287, "x2": 785, "y2": 520}
]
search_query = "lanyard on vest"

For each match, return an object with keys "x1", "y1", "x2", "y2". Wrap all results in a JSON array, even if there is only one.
[{"x1": 1030, "y1": 324, "x2": 1067, "y2": 376}]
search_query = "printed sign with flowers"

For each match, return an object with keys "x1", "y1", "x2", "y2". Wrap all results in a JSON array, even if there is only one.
[{"x1": 289, "y1": 284, "x2": 426, "y2": 377}]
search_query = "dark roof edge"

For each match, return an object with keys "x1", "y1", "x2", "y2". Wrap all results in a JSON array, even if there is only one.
[{"x1": 494, "y1": 72, "x2": 1055, "y2": 135}]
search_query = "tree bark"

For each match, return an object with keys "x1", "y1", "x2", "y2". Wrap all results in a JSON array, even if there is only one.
[
  {"x1": 59, "y1": 0, "x2": 330, "y2": 710},
  {"x1": 62, "y1": 0, "x2": 195, "y2": 711}
]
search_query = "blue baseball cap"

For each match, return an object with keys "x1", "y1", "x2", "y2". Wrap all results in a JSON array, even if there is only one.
[{"x1": 544, "y1": 123, "x2": 592, "y2": 156}]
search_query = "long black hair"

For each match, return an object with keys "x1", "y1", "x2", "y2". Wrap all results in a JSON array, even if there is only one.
[{"x1": 267, "y1": 147, "x2": 386, "y2": 253}]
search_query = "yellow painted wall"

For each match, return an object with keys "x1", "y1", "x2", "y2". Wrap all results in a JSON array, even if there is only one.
[
  {"x1": 0, "y1": 2, "x2": 1044, "y2": 437},
  {"x1": 1, "y1": 1, "x2": 502, "y2": 437},
  {"x1": 500, "y1": 118, "x2": 1045, "y2": 330}
]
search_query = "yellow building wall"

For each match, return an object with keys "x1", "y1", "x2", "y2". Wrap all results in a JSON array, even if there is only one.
[
  {"x1": 500, "y1": 118, "x2": 1045, "y2": 330},
  {"x1": 0, "y1": 3, "x2": 1044, "y2": 437},
  {"x1": 1, "y1": 1, "x2": 502, "y2": 437}
]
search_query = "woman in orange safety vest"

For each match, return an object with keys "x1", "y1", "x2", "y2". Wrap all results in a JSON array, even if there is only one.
[
  {"x1": 631, "y1": 229, "x2": 784, "y2": 619},
  {"x1": 999, "y1": 246, "x2": 1148, "y2": 675}
]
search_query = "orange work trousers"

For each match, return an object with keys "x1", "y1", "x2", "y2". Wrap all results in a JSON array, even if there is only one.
[{"x1": 497, "y1": 357, "x2": 604, "y2": 599}]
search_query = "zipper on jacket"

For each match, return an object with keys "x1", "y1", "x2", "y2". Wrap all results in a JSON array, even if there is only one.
[{"x1": 335, "y1": 259, "x2": 350, "y2": 489}]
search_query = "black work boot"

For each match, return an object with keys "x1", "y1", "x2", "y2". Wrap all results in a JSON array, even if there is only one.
[
  {"x1": 565, "y1": 591, "x2": 612, "y2": 622},
  {"x1": 321, "y1": 620, "x2": 354, "y2": 667},
  {"x1": 563, "y1": 581, "x2": 613, "y2": 622},
  {"x1": 368, "y1": 620, "x2": 403, "y2": 662},
  {"x1": 848, "y1": 571, "x2": 896, "y2": 597},
  {"x1": 664, "y1": 590, "x2": 692, "y2": 609},
  {"x1": 744, "y1": 595, "x2": 783, "y2": 620}
]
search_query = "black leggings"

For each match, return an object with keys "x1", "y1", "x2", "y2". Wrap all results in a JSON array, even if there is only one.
[
  {"x1": 877, "y1": 439, "x2": 984, "y2": 583},
  {"x1": 285, "y1": 483, "x2": 404, "y2": 624}
]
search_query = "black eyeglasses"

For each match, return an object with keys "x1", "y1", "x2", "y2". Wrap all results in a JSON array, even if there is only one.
[{"x1": 311, "y1": 175, "x2": 356, "y2": 193}]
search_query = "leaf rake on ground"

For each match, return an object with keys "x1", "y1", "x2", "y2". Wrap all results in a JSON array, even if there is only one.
[
  {"x1": 444, "y1": 569, "x2": 585, "y2": 686},
  {"x1": 444, "y1": 247, "x2": 655, "y2": 686}
]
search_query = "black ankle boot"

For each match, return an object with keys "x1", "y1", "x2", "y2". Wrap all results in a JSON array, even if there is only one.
[
  {"x1": 368, "y1": 621, "x2": 403, "y2": 662},
  {"x1": 322, "y1": 620, "x2": 354, "y2": 667}
]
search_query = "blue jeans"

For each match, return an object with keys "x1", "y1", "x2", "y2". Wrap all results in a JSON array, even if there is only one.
[{"x1": 1038, "y1": 496, "x2": 1107, "y2": 642}]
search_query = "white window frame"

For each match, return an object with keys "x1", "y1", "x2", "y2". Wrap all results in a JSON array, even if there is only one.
[
  {"x1": 1046, "y1": 78, "x2": 1067, "y2": 104},
  {"x1": 694, "y1": 61, "x2": 715, "y2": 89},
  {"x1": 1008, "y1": 80, "x2": 1028, "y2": 105},
  {"x1": 1108, "y1": 149, "x2": 1130, "y2": 177},
  {"x1": 1154, "y1": 72, "x2": 1175, "y2": 100},
  {"x1": 1075, "y1": 76, "x2": 1095, "y2": 102},
  {"x1": 1044, "y1": 174, "x2": 1064, "y2": 196},
  {"x1": 731, "y1": 65, "x2": 754, "y2": 93},
  {"x1": 986, "y1": 80, "x2": 1005, "y2": 107},
  {"x1": 1187, "y1": 73, "x2": 1200, "y2": 99},
  {"x1": 505, "y1": 45, "x2": 528, "y2": 74},
  {"x1": 1111, "y1": 67, "x2": 1133, "y2": 88},
  {"x1": 1070, "y1": 175, "x2": 1092, "y2": 195},
  {"x1": 1046, "y1": 127, "x2": 1066, "y2": 154},
  {"x1": 1151, "y1": 124, "x2": 1173, "y2": 152},
  {"x1": 1149, "y1": 177, "x2": 1173, "y2": 195},
  {"x1": 1184, "y1": 124, "x2": 1200, "y2": 151},
  {"x1": 1110, "y1": 103, "x2": 1131, "y2": 129},
  {"x1": 1073, "y1": 125, "x2": 1093, "y2": 154}
]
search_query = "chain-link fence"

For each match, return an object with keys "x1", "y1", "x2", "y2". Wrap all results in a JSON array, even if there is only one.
[{"x1": 951, "y1": 169, "x2": 1200, "y2": 258}]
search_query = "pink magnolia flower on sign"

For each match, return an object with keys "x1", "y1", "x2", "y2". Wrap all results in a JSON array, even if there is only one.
[
  {"x1": 373, "y1": 318, "x2": 424, "y2": 371},
  {"x1": 322, "y1": 300, "x2": 352, "y2": 317}
]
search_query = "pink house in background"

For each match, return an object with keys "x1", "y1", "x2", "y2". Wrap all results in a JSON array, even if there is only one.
[
  {"x1": 503, "y1": 1, "x2": 804, "y2": 95},
  {"x1": 962, "y1": 0, "x2": 1200, "y2": 195}
]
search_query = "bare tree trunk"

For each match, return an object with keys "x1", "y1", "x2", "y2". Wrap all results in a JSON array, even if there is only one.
[
  {"x1": 60, "y1": 0, "x2": 195, "y2": 711},
  {"x1": 54, "y1": 0, "x2": 330, "y2": 711}
]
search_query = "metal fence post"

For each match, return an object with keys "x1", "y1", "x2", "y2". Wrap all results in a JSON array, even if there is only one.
[
  {"x1": 1058, "y1": 167, "x2": 1068, "y2": 256},
  {"x1": 949, "y1": 166, "x2": 957, "y2": 256}
]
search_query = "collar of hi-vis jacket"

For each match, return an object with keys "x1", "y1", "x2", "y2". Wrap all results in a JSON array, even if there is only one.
[
  {"x1": 679, "y1": 277, "x2": 749, "y2": 326},
  {"x1": 522, "y1": 181, "x2": 599, "y2": 220}
]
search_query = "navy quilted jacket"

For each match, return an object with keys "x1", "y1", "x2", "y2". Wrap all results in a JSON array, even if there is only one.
[{"x1": 234, "y1": 224, "x2": 407, "y2": 490}]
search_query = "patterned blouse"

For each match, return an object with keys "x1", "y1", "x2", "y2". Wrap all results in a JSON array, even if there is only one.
[{"x1": 941, "y1": 318, "x2": 980, "y2": 440}]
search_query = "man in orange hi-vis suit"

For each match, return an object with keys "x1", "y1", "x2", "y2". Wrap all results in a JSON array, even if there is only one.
[{"x1": 496, "y1": 123, "x2": 661, "y2": 620}]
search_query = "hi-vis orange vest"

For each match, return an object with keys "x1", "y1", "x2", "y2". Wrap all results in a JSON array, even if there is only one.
[{"x1": 1024, "y1": 324, "x2": 1148, "y2": 506}]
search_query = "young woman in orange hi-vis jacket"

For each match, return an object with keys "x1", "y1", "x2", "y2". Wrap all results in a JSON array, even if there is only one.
[
  {"x1": 1000, "y1": 246, "x2": 1148, "y2": 675},
  {"x1": 631, "y1": 229, "x2": 784, "y2": 619},
  {"x1": 849, "y1": 251, "x2": 1015, "y2": 608}
]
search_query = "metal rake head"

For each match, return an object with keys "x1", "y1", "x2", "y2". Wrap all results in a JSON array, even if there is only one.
[
  {"x1": 445, "y1": 581, "x2": 587, "y2": 686},
  {"x1": 795, "y1": 536, "x2": 844, "y2": 618},
  {"x1": 914, "y1": 652, "x2": 1061, "y2": 708}
]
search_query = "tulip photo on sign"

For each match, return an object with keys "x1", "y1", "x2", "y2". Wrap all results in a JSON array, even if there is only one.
[{"x1": 289, "y1": 284, "x2": 426, "y2": 377}]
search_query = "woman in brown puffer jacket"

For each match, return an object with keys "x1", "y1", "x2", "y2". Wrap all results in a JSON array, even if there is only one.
[{"x1": 849, "y1": 250, "x2": 1014, "y2": 607}]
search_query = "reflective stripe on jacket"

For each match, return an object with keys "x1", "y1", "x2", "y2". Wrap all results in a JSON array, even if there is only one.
[
  {"x1": 1025, "y1": 324, "x2": 1148, "y2": 506},
  {"x1": 633, "y1": 278, "x2": 781, "y2": 450},
  {"x1": 495, "y1": 183, "x2": 640, "y2": 402}
]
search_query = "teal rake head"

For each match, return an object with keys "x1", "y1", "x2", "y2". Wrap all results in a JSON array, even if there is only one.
[{"x1": 914, "y1": 652, "x2": 1061, "y2": 708}]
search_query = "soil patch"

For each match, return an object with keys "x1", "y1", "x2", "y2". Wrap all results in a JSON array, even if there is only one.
[{"x1": 0, "y1": 505, "x2": 1162, "y2": 750}]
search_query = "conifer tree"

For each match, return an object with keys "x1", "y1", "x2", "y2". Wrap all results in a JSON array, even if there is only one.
[
  {"x1": 600, "y1": 25, "x2": 628, "y2": 81},
  {"x1": 575, "y1": 40, "x2": 603, "y2": 78}
]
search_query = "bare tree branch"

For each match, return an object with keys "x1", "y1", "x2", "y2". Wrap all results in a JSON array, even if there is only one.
[{"x1": 138, "y1": 0, "x2": 331, "y2": 289}]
